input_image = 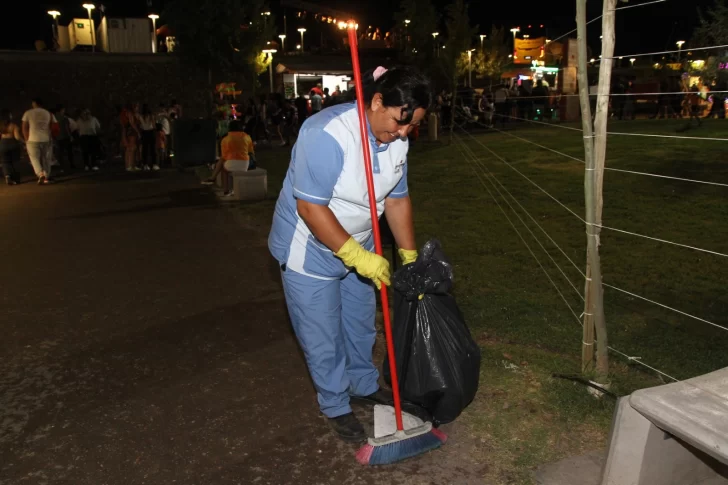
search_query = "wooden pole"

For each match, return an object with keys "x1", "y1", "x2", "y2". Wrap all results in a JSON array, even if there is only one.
[
  {"x1": 592, "y1": 0, "x2": 616, "y2": 379},
  {"x1": 575, "y1": 0, "x2": 596, "y2": 374},
  {"x1": 576, "y1": 0, "x2": 613, "y2": 380}
]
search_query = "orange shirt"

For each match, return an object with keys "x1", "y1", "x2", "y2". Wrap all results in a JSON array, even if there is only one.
[{"x1": 221, "y1": 131, "x2": 254, "y2": 161}]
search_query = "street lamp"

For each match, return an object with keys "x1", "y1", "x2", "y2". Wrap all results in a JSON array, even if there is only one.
[
  {"x1": 432, "y1": 32, "x2": 439, "y2": 58},
  {"x1": 279, "y1": 34, "x2": 286, "y2": 52},
  {"x1": 630, "y1": 58, "x2": 636, "y2": 67},
  {"x1": 262, "y1": 48, "x2": 277, "y2": 92},
  {"x1": 82, "y1": 3, "x2": 96, "y2": 52},
  {"x1": 404, "y1": 19, "x2": 410, "y2": 51},
  {"x1": 676, "y1": 40, "x2": 685, "y2": 59},
  {"x1": 479, "y1": 34, "x2": 486, "y2": 51},
  {"x1": 467, "y1": 49, "x2": 475, "y2": 87},
  {"x1": 148, "y1": 14, "x2": 159, "y2": 53},
  {"x1": 298, "y1": 28, "x2": 306, "y2": 52},
  {"x1": 261, "y1": 11, "x2": 271, "y2": 25},
  {"x1": 48, "y1": 10, "x2": 61, "y2": 50},
  {"x1": 510, "y1": 27, "x2": 520, "y2": 59}
]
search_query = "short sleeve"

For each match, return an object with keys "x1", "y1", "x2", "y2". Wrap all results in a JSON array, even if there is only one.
[
  {"x1": 21, "y1": 111, "x2": 28, "y2": 122},
  {"x1": 388, "y1": 161, "x2": 409, "y2": 198},
  {"x1": 292, "y1": 128, "x2": 344, "y2": 205}
]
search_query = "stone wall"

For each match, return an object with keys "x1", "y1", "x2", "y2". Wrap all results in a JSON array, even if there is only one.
[{"x1": 0, "y1": 51, "x2": 213, "y2": 129}]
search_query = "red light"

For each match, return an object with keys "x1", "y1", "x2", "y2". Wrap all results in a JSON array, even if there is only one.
[
  {"x1": 528, "y1": 25, "x2": 532, "y2": 28},
  {"x1": 540, "y1": 24, "x2": 544, "y2": 28}
]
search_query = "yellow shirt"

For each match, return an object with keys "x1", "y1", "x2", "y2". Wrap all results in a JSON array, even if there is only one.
[{"x1": 221, "y1": 131, "x2": 254, "y2": 161}]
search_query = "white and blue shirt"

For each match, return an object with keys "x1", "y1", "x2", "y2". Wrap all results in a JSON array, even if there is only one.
[{"x1": 268, "y1": 102, "x2": 410, "y2": 280}]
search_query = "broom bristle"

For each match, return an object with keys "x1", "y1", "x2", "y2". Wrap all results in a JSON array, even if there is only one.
[{"x1": 356, "y1": 430, "x2": 446, "y2": 465}]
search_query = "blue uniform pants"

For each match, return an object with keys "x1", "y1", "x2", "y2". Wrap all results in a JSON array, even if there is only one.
[{"x1": 281, "y1": 268, "x2": 379, "y2": 418}]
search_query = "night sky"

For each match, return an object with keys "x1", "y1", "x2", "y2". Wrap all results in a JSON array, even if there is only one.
[{"x1": 2, "y1": 0, "x2": 716, "y2": 57}]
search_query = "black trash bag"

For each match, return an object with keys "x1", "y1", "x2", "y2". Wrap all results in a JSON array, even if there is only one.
[{"x1": 383, "y1": 240, "x2": 481, "y2": 426}]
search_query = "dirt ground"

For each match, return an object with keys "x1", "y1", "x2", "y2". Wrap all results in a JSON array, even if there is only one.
[{"x1": 0, "y1": 167, "x2": 488, "y2": 484}]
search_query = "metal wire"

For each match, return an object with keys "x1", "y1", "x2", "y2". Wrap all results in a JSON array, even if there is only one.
[
  {"x1": 476, "y1": 120, "x2": 728, "y2": 188},
  {"x1": 608, "y1": 346, "x2": 680, "y2": 381},
  {"x1": 603, "y1": 283, "x2": 728, "y2": 333},
  {"x1": 455, "y1": 126, "x2": 586, "y2": 299},
  {"x1": 611, "y1": 44, "x2": 728, "y2": 60},
  {"x1": 458, "y1": 126, "x2": 728, "y2": 258},
  {"x1": 453, "y1": 134, "x2": 584, "y2": 326}
]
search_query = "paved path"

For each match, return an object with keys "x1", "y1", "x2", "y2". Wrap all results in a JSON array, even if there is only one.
[{"x1": 0, "y1": 167, "x2": 486, "y2": 485}]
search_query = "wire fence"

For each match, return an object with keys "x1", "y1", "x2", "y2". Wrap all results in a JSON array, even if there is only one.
[
  {"x1": 451, "y1": 118, "x2": 726, "y2": 384},
  {"x1": 445, "y1": 0, "x2": 728, "y2": 382}
]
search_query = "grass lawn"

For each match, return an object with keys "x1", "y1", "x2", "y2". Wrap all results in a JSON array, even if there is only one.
[{"x1": 226, "y1": 118, "x2": 728, "y2": 484}]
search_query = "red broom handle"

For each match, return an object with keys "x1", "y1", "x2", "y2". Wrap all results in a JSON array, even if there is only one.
[{"x1": 346, "y1": 25, "x2": 404, "y2": 432}]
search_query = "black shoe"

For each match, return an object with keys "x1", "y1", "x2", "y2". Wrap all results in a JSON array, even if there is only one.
[
  {"x1": 327, "y1": 412, "x2": 367, "y2": 443},
  {"x1": 350, "y1": 388, "x2": 394, "y2": 406}
]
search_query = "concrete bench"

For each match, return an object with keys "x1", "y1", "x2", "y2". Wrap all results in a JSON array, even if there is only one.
[
  {"x1": 214, "y1": 168, "x2": 267, "y2": 201},
  {"x1": 601, "y1": 367, "x2": 728, "y2": 485},
  {"x1": 231, "y1": 168, "x2": 267, "y2": 201}
]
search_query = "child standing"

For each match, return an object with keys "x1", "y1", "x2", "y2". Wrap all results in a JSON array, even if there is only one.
[{"x1": 155, "y1": 123, "x2": 166, "y2": 168}]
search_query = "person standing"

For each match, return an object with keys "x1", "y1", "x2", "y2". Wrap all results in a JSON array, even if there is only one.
[
  {"x1": 54, "y1": 105, "x2": 77, "y2": 171},
  {"x1": 310, "y1": 89, "x2": 323, "y2": 115},
  {"x1": 295, "y1": 92, "x2": 309, "y2": 131},
  {"x1": 76, "y1": 109, "x2": 102, "y2": 171},
  {"x1": 268, "y1": 66, "x2": 432, "y2": 442},
  {"x1": 121, "y1": 102, "x2": 140, "y2": 171},
  {"x1": 138, "y1": 104, "x2": 158, "y2": 171},
  {"x1": 22, "y1": 98, "x2": 56, "y2": 184},
  {"x1": 0, "y1": 109, "x2": 23, "y2": 185}
]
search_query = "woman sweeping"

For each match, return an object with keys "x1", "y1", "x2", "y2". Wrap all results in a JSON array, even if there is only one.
[{"x1": 268, "y1": 66, "x2": 432, "y2": 442}]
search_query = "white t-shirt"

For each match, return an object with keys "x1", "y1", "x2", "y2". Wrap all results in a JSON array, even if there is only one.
[
  {"x1": 22, "y1": 108, "x2": 57, "y2": 143},
  {"x1": 76, "y1": 116, "x2": 101, "y2": 136}
]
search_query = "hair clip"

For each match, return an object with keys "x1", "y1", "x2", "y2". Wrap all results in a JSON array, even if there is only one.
[{"x1": 373, "y1": 66, "x2": 388, "y2": 81}]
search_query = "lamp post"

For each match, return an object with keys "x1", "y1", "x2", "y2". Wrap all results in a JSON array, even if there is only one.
[
  {"x1": 261, "y1": 11, "x2": 271, "y2": 25},
  {"x1": 467, "y1": 49, "x2": 474, "y2": 87},
  {"x1": 404, "y1": 19, "x2": 410, "y2": 52},
  {"x1": 279, "y1": 34, "x2": 286, "y2": 52},
  {"x1": 480, "y1": 34, "x2": 486, "y2": 51},
  {"x1": 148, "y1": 14, "x2": 159, "y2": 53},
  {"x1": 82, "y1": 3, "x2": 96, "y2": 52},
  {"x1": 630, "y1": 58, "x2": 636, "y2": 68},
  {"x1": 676, "y1": 40, "x2": 685, "y2": 60},
  {"x1": 298, "y1": 28, "x2": 306, "y2": 52},
  {"x1": 432, "y1": 32, "x2": 439, "y2": 58},
  {"x1": 510, "y1": 27, "x2": 520, "y2": 60},
  {"x1": 48, "y1": 10, "x2": 61, "y2": 50},
  {"x1": 262, "y1": 48, "x2": 277, "y2": 92}
]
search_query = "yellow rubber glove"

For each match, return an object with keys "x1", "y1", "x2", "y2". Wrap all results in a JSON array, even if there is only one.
[
  {"x1": 398, "y1": 248, "x2": 418, "y2": 266},
  {"x1": 335, "y1": 237, "x2": 391, "y2": 289}
]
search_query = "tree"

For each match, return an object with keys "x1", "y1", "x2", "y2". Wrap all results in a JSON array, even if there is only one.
[
  {"x1": 394, "y1": 0, "x2": 439, "y2": 64},
  {"x1": 478, "y1": 26, "x2": 511, "y2": 86},
  {"x1": 440, "y1": 0, "x2": 477, "y2": 139},
  {"x1": 692, "y1": 0, "x2": 728, "y2": 82},
  {"x1": 164, "y1": 0, "x2": 275, "y2": 92}
]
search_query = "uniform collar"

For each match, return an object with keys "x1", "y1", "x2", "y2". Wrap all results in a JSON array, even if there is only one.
[{"x1": 354, "y1": 101, "x2": 390, "y2": 153}]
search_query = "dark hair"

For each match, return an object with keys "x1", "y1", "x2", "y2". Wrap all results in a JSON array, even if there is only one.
[
  {"x1": 141, "y1": 104, "x2": 152, "y2": 116},
  {"x1": 362, "y1": 66, "x2": 433, "y2": 125},
  {"x1": 228, "y1": 120, "x2": 244, "y2": 132},
  {"x1": 0, "y1": 108, "x2": 12, "y2": 132},
  {"x1": 57, "y1": 104, "x2": 65, "y2": 112},
  {"x1": 32, "y1": 98, "x2": 43, "y2": 107},
  {"x1": 156, "y1": 123, "x2": 163, "y2": 131}
]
